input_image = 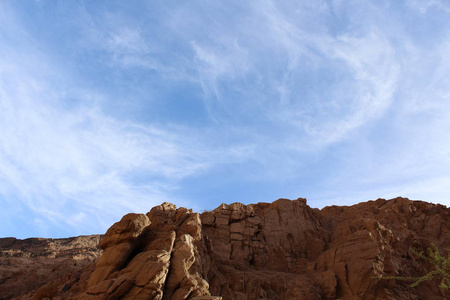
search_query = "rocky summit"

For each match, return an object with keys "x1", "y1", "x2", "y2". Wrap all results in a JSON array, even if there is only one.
[{"x1": 0, "y1": 197, "x2": 449, "y2": 299}]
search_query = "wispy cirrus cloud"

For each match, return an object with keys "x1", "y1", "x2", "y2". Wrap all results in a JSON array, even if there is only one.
[
  {"x1": 1, "y1": 0, "x2": 450, "y2": 238},
  {"x1": 0, "y1": 71, "x2": 209, "y2": 236},
  {"x1": 407, "y1": 0, "x2": 450, "y2": 14},
  {"x1": 187, "y1": 1, "x2": 400, "y2": 148},
  {"x1": 178, "y1": 0, "x2": 450, "y2": 208},
  {"x1": 106, "y1": 28, "x2": 159, "y2": 69},
  {"x1": 0, "y1": 3, "x2": 212, "y2": 237}
]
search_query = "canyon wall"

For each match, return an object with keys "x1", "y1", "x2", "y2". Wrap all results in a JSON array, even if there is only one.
[
  {"x1": 0, "y1": 235, "x2": 102, "y2": 299},
  {"x1": 1, "y1": 197, "x2": 449, "y2": 299}
]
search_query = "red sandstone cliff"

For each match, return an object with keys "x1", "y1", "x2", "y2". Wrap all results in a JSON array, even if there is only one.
[
  {"x1": 1, "y1": 197, "x2": 449, "y2": 299},
  {"x1": 0, "y1": 235, "x2": 102, "y2": 299}
]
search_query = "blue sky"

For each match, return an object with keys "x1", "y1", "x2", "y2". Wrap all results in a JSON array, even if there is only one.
[{"x1": 1, "y1": 0, "x2": 450, "y2": 238}]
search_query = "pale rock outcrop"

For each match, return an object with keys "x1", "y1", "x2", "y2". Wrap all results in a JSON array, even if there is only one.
[
  {"x1": 87, "y1": 213, "x2": 151, "y2": 288},
  {"x1": 78, "y1": 203, "x2": 214, "y2": 300}
]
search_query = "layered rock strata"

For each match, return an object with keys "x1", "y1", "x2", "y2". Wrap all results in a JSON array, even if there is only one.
[
  {"x1": 0, "y1": 235, "x2": 102, "y2": 299},
  {"x1": 1, "y1": 197, "x2": 449, "y2": 299}
]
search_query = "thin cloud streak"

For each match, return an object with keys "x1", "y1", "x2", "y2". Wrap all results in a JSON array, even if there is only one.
[
  {"x1": 0, "y1": 11, "x2": 209, "y2": 237},
  {"x1": 188, "y1": 1, "x2": 400, "y2": 148},
  {"x1": 1, "y1": 1, "x2": 449, "y2": 238},
  {"x1": 0, "y1": 82, "x2": 208, "y2": 236}
]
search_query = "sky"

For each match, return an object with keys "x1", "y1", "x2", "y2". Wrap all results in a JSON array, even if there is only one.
[{"x1": 1, "y1": 0, "x2": 450, "y2": 239}]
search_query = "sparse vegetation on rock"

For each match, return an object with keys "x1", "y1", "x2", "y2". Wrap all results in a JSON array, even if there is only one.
[{"x1": 378, "y1": 243, "x2": 450, "y2": 292}]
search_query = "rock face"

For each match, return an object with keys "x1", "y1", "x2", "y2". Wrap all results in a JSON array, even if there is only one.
[
  {"x1": 0, "y1": 235, "x2": 102, "y2": 299},
  {"x1": 1, "y1": 197, "x2": 449, "y2": 299},
  {"x1": 80, "y1": 204, "x2": 212, "y2": 300}
]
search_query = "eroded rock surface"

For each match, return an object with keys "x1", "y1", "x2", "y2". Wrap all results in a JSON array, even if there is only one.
[
  {"x1": 78, "y1": 203, "x2": 212, "y2": 300},
  {"x1": 0, "y1": 235, "x2": 102, "y2": 299},
  {"x1": 1, "y1": 197, "x2": 449, "y2": 299}
]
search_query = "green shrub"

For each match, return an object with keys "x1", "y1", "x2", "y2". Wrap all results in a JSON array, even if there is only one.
[{"x1": 377, "y1": 243, "x2": 449, "y2": 291}]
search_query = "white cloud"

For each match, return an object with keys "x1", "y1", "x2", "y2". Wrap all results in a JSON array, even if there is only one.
[
  {"x1": 106, "y1": 28, "x2": 162, "y2": 70},
  {"x1": 245, "y1": 2, "x2": 400, "y2": 147},
  {"x1": 311, "y1": 31, "x2": 399, "y2": 143},
  {"x1": 1, "y1": 0, "x2": 450, "y2": 238},
  {"x1": 0, "y1": 77, "x2": 209, "y2": 234},
  {"x1": 407, "y1": 0, "x2": 450, "y2": 14},
  {"x1": 0, "y1": 16, "x2": 212, "y2": 237},
  {"x1": 191, "y1": 39, "x2": 251, "y2": 121}
]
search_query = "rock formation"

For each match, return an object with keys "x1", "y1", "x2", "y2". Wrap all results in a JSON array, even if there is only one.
[
  {"x1": 1, "y1": 197, "x2": 449, "y2": 299},
  {"x1": 0, "y1": 235, "x2": 102, "y2": 299}
]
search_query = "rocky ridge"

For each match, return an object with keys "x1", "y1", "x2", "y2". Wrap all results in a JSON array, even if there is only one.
[
  {"x1": 0, "y1": 197, "x2": 449, "y2": 299},
  {"x1": 0, "y1": 235, "x2": 102, "y2": 299}
]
